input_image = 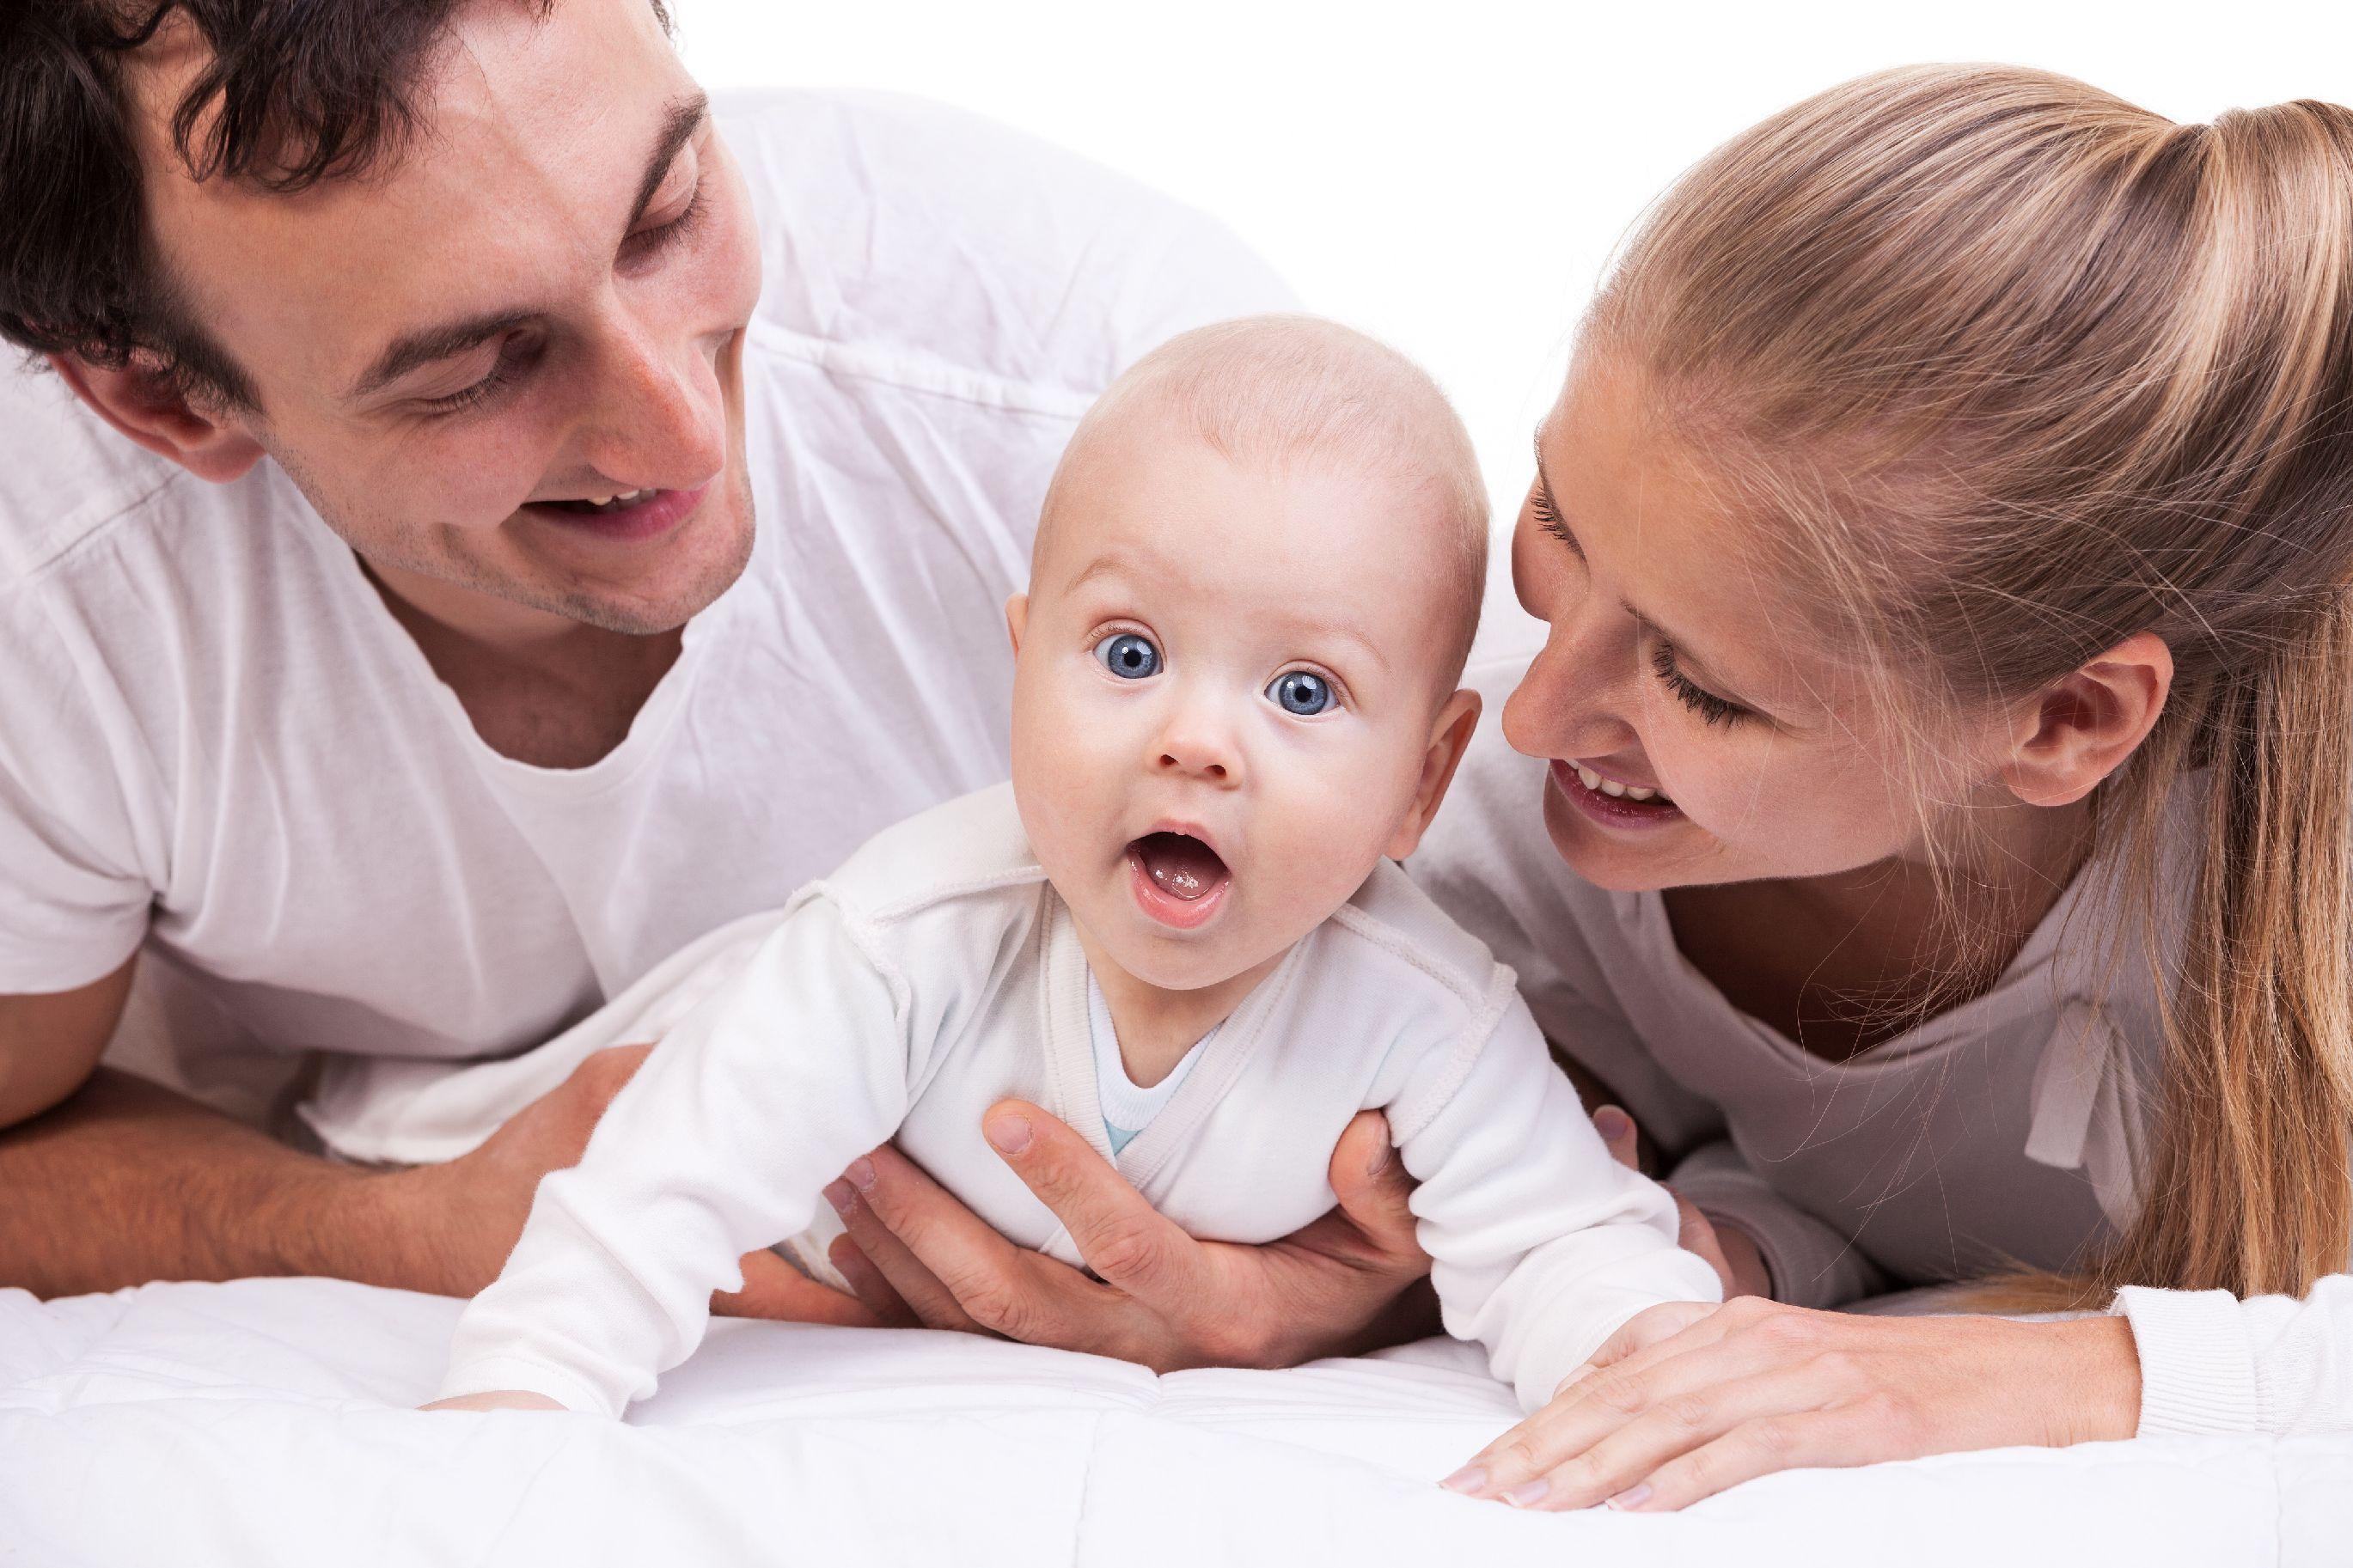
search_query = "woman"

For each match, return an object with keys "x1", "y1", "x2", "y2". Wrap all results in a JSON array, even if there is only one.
[{"x1": 818, "y1": 63, "x2": 2353, "y2": 1507}]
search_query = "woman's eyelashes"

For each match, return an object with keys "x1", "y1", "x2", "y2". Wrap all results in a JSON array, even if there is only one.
[
  {"x1": 1087, "y1": 631, "x2": 1346, "y2": 716},
  {"x1": 1530, "y1": 483, "x2": 1582, "y2": 557},
  {"x1": 1649, "y1": 640, "x2": 1747, "y2": 727}
]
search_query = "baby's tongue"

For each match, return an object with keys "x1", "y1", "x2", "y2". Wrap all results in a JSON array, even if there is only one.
[{"x1": 1133, "y1": 833, "x2": 1227, "y2": 900}]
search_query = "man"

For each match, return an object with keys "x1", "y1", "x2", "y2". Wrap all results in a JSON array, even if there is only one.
[{"x1": 0, "y1": 0, "x2": 1433, "y2": 1359}]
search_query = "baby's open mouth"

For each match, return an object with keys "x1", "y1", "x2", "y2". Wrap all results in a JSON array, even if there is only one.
[{"x1": 1126, "y1": 832, "x2": 1232, "y2": 930}]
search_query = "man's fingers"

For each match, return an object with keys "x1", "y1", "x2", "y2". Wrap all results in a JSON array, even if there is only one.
[
  {"x1": 826, "y1": 1234, "x2": 920, "y2": 1329},
  {"x1": 715, "y1": 1248, "x2": 883, "y2": 1327},
  {"x1": 981, "y1": 1100, "x2": 1204, "y2": 1309},
  {"x1": 1324, "y1": 1110, "x2": 1426, "y2": 1263},
  {"x1": 822, "y1": 1161, "x2": 987, "y2": 1333}
]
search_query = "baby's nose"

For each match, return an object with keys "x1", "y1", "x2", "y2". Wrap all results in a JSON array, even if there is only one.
[{"x1": 1153, "y1": 719, "x2": 1239, "y2": 783}]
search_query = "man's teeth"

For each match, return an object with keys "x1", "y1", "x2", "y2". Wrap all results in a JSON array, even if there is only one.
[
  {"x1": 570, "y1": 488, "x2": 654, "y2": 511},
  {"x1": 1574, "y1": 764, "x2": 1661, "y2": 802}
]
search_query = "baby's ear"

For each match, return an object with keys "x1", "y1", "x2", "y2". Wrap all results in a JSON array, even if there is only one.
[
  {"x1": 1386, "y1": 688, "x2": 1482, "y2": 860},
  {"x1": 1004, "y1": 594, "x2": 1030, "y2": 656}
]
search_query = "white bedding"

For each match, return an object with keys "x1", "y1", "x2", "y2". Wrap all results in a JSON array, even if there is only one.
[{"x1": 3, "y1": 1278, "x2": 2347, "y2": 1565}]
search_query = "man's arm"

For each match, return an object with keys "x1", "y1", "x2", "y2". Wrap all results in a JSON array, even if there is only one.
[{"x1": 0, "y1": 966, "x2": 871, "y2": 1322}]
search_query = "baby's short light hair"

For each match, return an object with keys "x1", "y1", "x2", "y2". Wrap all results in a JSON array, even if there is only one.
[{"x1": 1039, "y1": 314, "x2": 1489, "y2": 684}]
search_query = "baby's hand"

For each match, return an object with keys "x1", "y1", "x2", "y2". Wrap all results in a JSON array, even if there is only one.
[{"x1": 420, "y1": 1389, "x2": 570, "y2": 1413}]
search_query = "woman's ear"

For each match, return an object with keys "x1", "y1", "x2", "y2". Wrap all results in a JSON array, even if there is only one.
[
  {"x1": 49, "y1": 352, "x2": 264, "y2": 484},
  {"x1": 1385, "y1": 688, "x2": 1483, "y2": 860},
  {"x1": 1004, "y1": 594, "x2": 1030, "y2": 656},
  {"x1": 2000, "y1": 631, "x2": 2173, "y2": 808}
]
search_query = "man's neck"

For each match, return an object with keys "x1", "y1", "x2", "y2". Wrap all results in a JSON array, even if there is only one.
[
  {"x1": 1072, "y1": 919, "x2": 1286, "y2": 1089},
  {"x1": 359, "y1": 554, "x2": 685, "y2": 770}
]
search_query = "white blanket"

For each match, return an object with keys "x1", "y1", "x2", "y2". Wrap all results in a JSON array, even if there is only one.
[{"x1": 2, "y1": 1278, "x2": 2346, "y2": 1565}]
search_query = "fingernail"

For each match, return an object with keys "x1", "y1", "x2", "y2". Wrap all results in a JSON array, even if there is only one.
[
  {"x1": 1605, "y1": 1483, "x2": 1653, "y2": 1511},
  {"x1": 1366, "y1": 1139, "x2": 1395, "y2": 1179},
  {"x1": 1594, "y1": 1106, "x2": 1632, "y2": 1141},
  {"x1": 1438, "y1": 1466, "x2": 1487, "y2": 1494},
  {"x1": 1501, "y1": 1480, "x2": 1549, "y2": 1509},
  {"x1": 985, "y1": 1114, "x2": 1031, "y2": 1155},
  {"x1": 845, "y1": 1156, "x2": 877, "y2": 1193},
  {"x1": 822, "y1": 1180, "x2": 855, "y2": 1216}
]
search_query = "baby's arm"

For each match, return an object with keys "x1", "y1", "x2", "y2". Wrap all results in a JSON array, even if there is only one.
[
  {"x1": 1390, "y1": 979, "x2": 1723, "y2": 1412},
  {"x1": 432, "y1": 889, "x2": 914, "y2": 1419}
]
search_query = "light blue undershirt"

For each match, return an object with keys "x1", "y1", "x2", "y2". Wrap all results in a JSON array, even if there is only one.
[{"x1": 1087, "y1": 975, "x2": 1213, "y2": 1156}]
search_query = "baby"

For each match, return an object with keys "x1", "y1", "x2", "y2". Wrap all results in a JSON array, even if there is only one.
[{"x1": 420, "y1": 315, "x2": 1720, "y2": 1419}]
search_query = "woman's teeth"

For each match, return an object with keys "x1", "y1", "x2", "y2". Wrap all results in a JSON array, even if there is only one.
[{"x1": 1574, "y1": 763, "x2": 1664, "y2": 803}]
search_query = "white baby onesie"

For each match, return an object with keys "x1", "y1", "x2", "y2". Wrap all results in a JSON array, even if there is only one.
[{"x1": 429, "y1": 784, "x2": 1720, "y2": 1417}]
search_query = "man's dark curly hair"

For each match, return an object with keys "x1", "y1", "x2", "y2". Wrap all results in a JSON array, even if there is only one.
[{"x1": 0, "y1": 1, "x2": 670, "y2": 412}]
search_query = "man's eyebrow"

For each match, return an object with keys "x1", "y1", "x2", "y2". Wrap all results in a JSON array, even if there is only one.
[
  {"x1": 348, "y1": 308, "x2": 536, "y2": 400},
  {"x1": 344, "y1": 92, "x2": 712, "y2": 402},
  {"x1": 626, "y1": 90, "x2": 712, "y2": 230}
]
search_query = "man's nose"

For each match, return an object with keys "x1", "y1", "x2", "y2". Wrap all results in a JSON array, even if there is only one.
[{"x1": 578, "y1": 314, "x2": 725, "y2": 488}]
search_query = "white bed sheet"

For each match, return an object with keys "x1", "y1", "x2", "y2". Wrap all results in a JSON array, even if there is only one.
[{"x1": 1, "y1": 1277, "x2": 2345, "y2": 1566}]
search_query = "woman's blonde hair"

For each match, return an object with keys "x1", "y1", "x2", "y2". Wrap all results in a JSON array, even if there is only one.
[{"x1": 1591, "y1": 65, "x2": 2353, "y2": 1305}]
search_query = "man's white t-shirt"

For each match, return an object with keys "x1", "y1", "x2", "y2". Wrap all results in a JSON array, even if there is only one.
[{"x1": 0, "y1": 89, "x2": 1293, "y2": 1113}]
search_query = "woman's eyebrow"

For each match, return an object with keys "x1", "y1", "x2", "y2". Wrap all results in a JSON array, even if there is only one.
[{"x1": 1531, "y1": 430, "x2": 1770, "y2": 713}]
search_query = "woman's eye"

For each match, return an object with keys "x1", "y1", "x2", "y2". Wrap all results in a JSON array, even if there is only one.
[
  {"x1": 1095, "y1": 631, "x2": 1162, "y2": 680},
  {"x1": 1268, "y1": 671, "x2": 1335, "y2": 716}
]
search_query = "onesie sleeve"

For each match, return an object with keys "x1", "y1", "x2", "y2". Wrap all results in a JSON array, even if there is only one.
[
  {"x1": 2115, "y1": 1275, "x2": 2353, "y2": 1437},
  {"x1": 1666, "y1": 1140, "x2": 1890, "y2": 1309},
  {"x1": 437, "y1": 888, "x2": 914, "y2": 1418},
  {"x1": 1389, "y1": 974, "x2": 1724, "y2": 1412}
]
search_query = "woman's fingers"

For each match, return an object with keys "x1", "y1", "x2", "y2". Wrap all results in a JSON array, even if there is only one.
[
  {"x1": 1593, "y1": 1105, "x2": 1640, "y2": 1168},
  {"x1": 1624, "y1": 1400, "x2": 1907, "y2": 1511},
  {"x1": 981, "y1": 1101, "x2": 1210, "y2": 1311},
  {"x1": 1470, "y1": 1356, "x2": 1850, "y2": 1511}
]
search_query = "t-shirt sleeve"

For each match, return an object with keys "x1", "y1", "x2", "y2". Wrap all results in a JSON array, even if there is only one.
[
  {"x1": 0, "y1": 590, "x2": 154, "y2": 993},
  {"x1": 437, "y1": 888, "x2": 914, "y2": 1418},
  {"x1": 1388, "y1": 978, "x2": 1724, "y2": 1412},
  {"x1": 2116, "y1": 1276, "x2": 2353, "y2": 1437}
]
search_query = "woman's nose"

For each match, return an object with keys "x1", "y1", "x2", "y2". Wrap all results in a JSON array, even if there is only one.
[{"x1": 1502, "y1": 613, "x2": 1639, "y2": 762}]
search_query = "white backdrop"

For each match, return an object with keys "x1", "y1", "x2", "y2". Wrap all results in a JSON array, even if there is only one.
[{"x1": 675, "y1": 0, "x2": 2351, "y2": 513}]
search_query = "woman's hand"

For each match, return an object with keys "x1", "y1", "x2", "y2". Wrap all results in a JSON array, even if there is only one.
[
  {"x1": 816, "y1": 1101, "x2": 1436, "y2": 1371},
  {"x1": 1591, "y1": 1105, "x2": 1771, "y2": 1300},
  {"x1": 1440, "y1": 1294, "x2": 2145, "y2": 1513}
]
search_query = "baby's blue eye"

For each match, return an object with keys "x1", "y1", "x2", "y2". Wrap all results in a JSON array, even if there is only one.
[
  {"x1": 1096, "y1": 632, "x2": 1162, "y2": 680},
  {"x1": 1268, "y1": 671, "x2": 1335, "y2": 716}
]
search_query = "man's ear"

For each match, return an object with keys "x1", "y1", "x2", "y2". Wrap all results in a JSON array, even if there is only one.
[
  {"x1": 49, "y1": 352, "x2": 264, "y2": 484},
  {"x1": 2000, "y1": 631, "x2": 2173, "y2": 808},
  {"x1": 1004, "y1": 593, "x2": 1029, "y2": 656},
  {"x1": 1385, "y1": 688, "x2": 1483, "y2": 861}
]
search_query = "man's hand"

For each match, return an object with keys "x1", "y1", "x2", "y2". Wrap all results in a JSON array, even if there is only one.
[
  {"x1": 817, "y1": 1100, "x2": 1436, "y2": 1371},
  {"x1": 370, "y1": 1043, "x2": 877, "y2": 1326}
]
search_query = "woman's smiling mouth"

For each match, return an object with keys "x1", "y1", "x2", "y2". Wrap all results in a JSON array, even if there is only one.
[{"x1": 1551, "y1": 759, "x2": 1684, "y2": 829}]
